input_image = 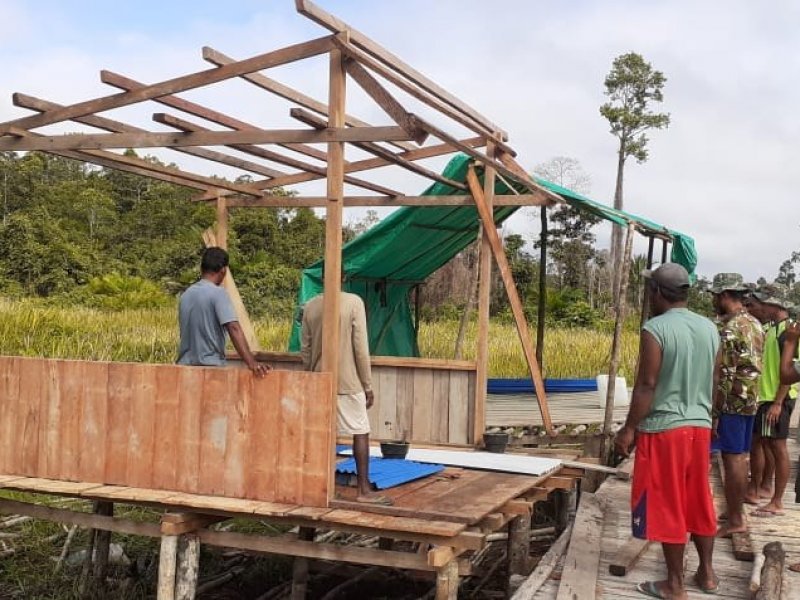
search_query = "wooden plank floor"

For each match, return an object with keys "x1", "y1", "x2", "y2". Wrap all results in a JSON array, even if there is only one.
[
  {"x1": 534, "y1": 437, "x2": 800, "y2": 599},
  {"x1": 487, "y1": 392, "x2": 629, "y2": 427}
]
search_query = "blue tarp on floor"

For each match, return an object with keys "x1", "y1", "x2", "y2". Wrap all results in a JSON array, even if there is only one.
[{"x1": 335, "y1": 456, "x2": 444, "y2": 490}]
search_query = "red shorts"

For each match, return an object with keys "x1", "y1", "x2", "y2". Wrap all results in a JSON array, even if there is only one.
[{"x1": 631, "y1": 426, "x2": 716, "y2": 544}]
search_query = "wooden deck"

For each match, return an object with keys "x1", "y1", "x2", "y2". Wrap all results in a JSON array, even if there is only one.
[
  {"x1": 487, "y1": 392, "x2": 629, "y2": 427},
  {"x1": 530, "y1": 438, "x2": 800, "y2": 599}
]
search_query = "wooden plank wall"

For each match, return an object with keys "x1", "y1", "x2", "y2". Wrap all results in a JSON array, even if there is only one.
[
  {"x1": 235, "y1": 356, "x2": 477, "y2": 446},
  {"x1": 0, "y1": 356, "x2": 332, "y2": 507}
]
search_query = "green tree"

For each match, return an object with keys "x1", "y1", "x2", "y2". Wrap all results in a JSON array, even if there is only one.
[{"x1": 600, "y1": 53, "x2": 670, "y2": 274}]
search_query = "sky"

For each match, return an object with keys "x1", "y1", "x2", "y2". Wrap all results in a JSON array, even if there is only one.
[{"x1": 2, "y1": 0, "x2": 799, "y2": 281}]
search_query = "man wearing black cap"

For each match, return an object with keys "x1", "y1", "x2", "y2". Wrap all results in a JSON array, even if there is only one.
[{"x1": 616, "y1": 263, "x2": 721, "y2": 598}]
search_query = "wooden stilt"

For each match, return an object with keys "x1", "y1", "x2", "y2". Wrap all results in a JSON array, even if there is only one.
[
  {"x1": 92, "y1": 501, "x2": 113, "y2": 583},
  {"x1": 507, "y1": 513, "x2": 532, "y2": 578},
  {"x1": 157, "y1": 535, "x2": 179, "y2": 600},
  {"x1": 435, "y1": 559, "x2": 459, "y2": 600},
  {"x1": 291, "y1": 526, "x2": 316, "y2": 600},
  {"x1": 175, "y1": 534, "x2": 201, "y2": 600}
]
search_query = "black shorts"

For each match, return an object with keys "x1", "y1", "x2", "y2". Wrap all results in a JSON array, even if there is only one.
[{"x1": 754, "y1": 400, "x2": 795, "y2": 440}]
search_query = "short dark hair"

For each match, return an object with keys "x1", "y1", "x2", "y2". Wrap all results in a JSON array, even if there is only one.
[
  {"x1": 649, "y1": 279, "x2": 689, "y2": 303},
  {"x1": 201, "y1": 247, "x2": 229, "y2": 273}
]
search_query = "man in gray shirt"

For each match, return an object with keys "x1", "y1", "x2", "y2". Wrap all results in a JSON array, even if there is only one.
[{"x1": 178, "y1": 247, "x2": 267, "y2": 376}]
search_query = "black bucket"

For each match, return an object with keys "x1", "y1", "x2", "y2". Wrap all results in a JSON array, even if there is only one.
[
  {"x1": 483, "y1": 432, "x2": 509, "y2": 453},
  {"x1": 380, "y1": 441, "x2": 410, "y2": 459}
]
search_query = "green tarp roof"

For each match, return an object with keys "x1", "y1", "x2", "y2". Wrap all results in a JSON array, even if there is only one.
[{"x1": 288, "y1": 154, "x2": 697, "y2": 357}]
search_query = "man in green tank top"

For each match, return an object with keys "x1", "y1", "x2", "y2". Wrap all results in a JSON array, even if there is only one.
[{"x1": 744, "y1": 284, "x2": 796, "y2": 516}]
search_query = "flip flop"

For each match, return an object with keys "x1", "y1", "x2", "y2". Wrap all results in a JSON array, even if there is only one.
[
  {"x1": 751, "y1": 508, "x2": 785, "y2": 518},
  {"x1": 693, "y1": 573, "x2": 720, "y2": 594},
  {"x1": 636, "y1": 581, "x2": 667, "y2": 599},
  {"x1": 789, "y1": 563, "x2": 800, "y2": 573}
]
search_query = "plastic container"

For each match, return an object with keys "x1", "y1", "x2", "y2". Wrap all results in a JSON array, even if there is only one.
[
  {"x1": 380, "y1": 441, "x2": 410, "y2": 459},
  {"x1": 483, "y1": 432, "x2": 510, "y2": 453},
  {"x1": 595, "y1": 375, "x2": 630, "y2": 408}
]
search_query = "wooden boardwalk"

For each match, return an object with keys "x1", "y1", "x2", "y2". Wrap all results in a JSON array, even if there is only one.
[{"x1": 532, "y1": 438, "x2": 800, "y2": 599}]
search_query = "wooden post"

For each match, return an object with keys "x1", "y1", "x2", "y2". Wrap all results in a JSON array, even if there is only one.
[
  {"x1": 175, "y1": 534, "x2": 200, "y2": 600},
  {"x1": 92, "y1": 501, "x2": 113, "y2": 583},
  {"x1": 435, "y1": 559, "x2": 459, "y2": 600},
  {"x1": 291, "y1": 527, "x2": 316, "y2": 600},
  {"x1": 639, "y1": 236, "x2": 655, "y2": 331},
  {"x1": 215, "y1": 193, "x2": 228, "y2": 250},
  {"x1": 536, "y1": 206, "x2": 547, "y2": 368},
  {"x1": 414, "y1": 284, "x2": 422, "y2": 348},
  {"x1": 660, "y1": 238, "x2": 669, "y2": 264},
  {"x1": 473, "y1": 142, "x2": 496, "y2": 446},
  {"x1": 602, "y1": 223, "x2": 635, "y2": 442},
  {"x1": 507, "y1": 513, "x2": 532, "y2": 578},
  {"x1": 755, "y1": 542, "x2": 785, "y2": 600},
  {"x1": 322, "y1": 49, "x2": 346, "y2": 498},
  {"x1": 466, "y1": 166, "x2": 553, "y2": 433},
  {"x1": 157, "y1": 535, "x2": 179, "y2": 600}
]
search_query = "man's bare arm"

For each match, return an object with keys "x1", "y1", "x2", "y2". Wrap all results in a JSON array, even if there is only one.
[
  {"x1": 225, "y1": 321, "x2": 269, "y2": 377},
  {"x1": 780, "y1": 321, "x2": 800, "y2": 384}
]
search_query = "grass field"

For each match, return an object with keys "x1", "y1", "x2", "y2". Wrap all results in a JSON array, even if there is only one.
[{"x1": 0, "y1": 298, "x2": 638, "y2": 378}]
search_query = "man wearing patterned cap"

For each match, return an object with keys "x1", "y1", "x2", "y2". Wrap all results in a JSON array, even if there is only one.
[
  {"x1": 711, "y1": 273, "x2": 764, "y2": 537},
  {"x1": 744, "y1": 284, "x2": 797, "y2": 517}
]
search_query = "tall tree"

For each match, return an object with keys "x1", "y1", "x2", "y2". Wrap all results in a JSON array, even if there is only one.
[{"x1": 600, "y1": 52, "x2": 670, "y2": 275}]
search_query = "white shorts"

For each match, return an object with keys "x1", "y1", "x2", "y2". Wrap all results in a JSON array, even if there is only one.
[{"x1": 337, "y1": 392, "x2": 371, "y2": 436}]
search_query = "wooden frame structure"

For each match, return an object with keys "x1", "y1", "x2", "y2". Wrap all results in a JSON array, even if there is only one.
[{"x1": 0, "y1": 2, "x2": 675, "y2": 596}]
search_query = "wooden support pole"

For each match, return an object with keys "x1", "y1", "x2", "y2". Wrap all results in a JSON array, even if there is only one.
[
  {"x1": 507, "y1": 513, "x2": 532, "y2": 578},
  {"x1": 755, "y1": 542, "x2": 785, "y2": 600},
  {"x1": 536, "y1": 206, "x2": 547, "y2": 369},
  {"x1": 175, "y1": 534, "x2": 201, "y2": 600},
  {"x1": 92, "y1": 501, "x2": 113, "y2": 584},
  {"x1": 473, "y1": 143, "x2": 495, "y2": 446},
  {"x1": 216, "y1": 194, "x2": 228, "y2": 251},
  {"x1": 435, "y1": 559, "x2": 460, "y2": 600},
  {"x1": 661, "y1": 238, "x2": 669, "y2": 264},
  {"x1": 291, "y1": 527, "x2": 316, "y2": 600},
  {"x1": 322, "y1": 48, "x2": 346, "y2": 499},
  {"x1": 157, "y1": 535, "x2": 179, "y2": 600},
  {"x1": 466, "y1": 165, "x2": 553, "y2": 434},
  {"x1": 602, "y1": 223, "x2": 635, "y2": 441}
]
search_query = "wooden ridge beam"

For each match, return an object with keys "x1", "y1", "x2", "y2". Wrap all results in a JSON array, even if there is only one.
[
  {"x1": 466, "y1": 165, "x2": 554, "y2": 434},
  {"x1": 202, "y1": 45, "x2": 415, "y2": 152},
  {"x1": 153, "y1": 112, "x2": 400, "y2": 197},
  {"x1": 290, "y1": 107, "x2": 463, "y2": 190},
  {"x1": 217, "y1": 193, "x2": 546, "y2": 208},
  {"x1": 100, "y1": 69, "x2": 327, "y2": 164},
  {"x1": 343, "y1": 57, "x2": 427, "y2": 144},
  {"x1": 13, "y1": 93, "x2": 285, "y2": 179},
  {"x1": 0, "y1": 35, "x2": 337, "y2": 135},
  {"x1": 296, "y1": 0, "x2": 506, "y2": 138},
  {"x1": 0, "y1": 125, "x2": 415, "y2": 152}
]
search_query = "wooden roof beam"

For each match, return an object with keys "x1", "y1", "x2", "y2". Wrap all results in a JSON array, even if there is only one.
[
  {"x1": 290, "y1": 107, "x2": 464, "y2": 190},
  {"x1": 343, "y1": 57, "x2": 427, "y2": 144},
  {"x1": 201, "y1": 45, "x2": 415, "y2": 152},
  {"x1": 218, "y1": 194, "x2": 549, "y2": 208},
  {"x1": 0, "y1": 126, "x2": 415, "y2": 152},
  {"x1": 153, "y1": 112, "x2": 402, "y2": 198},
  {"x1": 296, "y1": 0, "x2": 507, "y2": 139},
  {"x1": 0, "y1": 35, "x2": 337, "y2": 135},
  {"x1": 13, "y1": 93, "x2": 285, "y2": 179},
  {"x1": 100, "y1": 70, "x2": 328, "y2": 164}
]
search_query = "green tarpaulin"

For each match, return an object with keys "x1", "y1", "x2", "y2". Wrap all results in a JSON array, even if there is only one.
[{"x1": 288, "y1": 154, "x2": 697, "y2": 357}]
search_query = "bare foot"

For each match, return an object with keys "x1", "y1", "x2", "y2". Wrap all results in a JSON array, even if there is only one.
[
  {"x1": 355, "y1": 492, "x2": 393, "y2": 506},
  {"x1": 636, "y1": 580, "x2": 687, "y2": 599},
  {"x1": 743, "y1": 493, "x2": 761, "y2": 505},
  {"x1": 751, "y1": 501, "x2": 785, "y2": 517},
  {"x1": 759, "y1": 487, "x2": 774, "y2": 499},
  {"x1": 717, "y1": 524, "x2": 747, "y2": 538},
  {"x1": 693, "y1": 571, "x2": 719, "y2": 593}
]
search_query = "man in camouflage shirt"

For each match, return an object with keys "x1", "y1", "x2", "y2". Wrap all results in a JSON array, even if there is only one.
[{"x1": 711, "y1": 273, "x2": 764, "y2": 537}]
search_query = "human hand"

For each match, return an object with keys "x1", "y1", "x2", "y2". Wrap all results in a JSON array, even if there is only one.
[
  {"x1": 614, "y1": 425, "x2": 636, "y2": 458},
  {"x1": 248, "y1": 362, "x2": 271, "y2": 378},
  {"x1": 711, "y1": 418, "x2": 719, "y2": 440},
  {"x1": 365, "y1": 390, "x2": 375, "y2": 409},
  {"x1": 785, "y1": 320, "x2": 800, "y2": 343},
  {"x1": 766, "y1": 403, "x2": 782, "y2": 426}
]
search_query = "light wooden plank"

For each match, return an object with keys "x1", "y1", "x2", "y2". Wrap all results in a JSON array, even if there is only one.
[
  {"x1": 38, "y1": 360, "x2": 61, "y2": 479},
  {"x1": 377, "y1": 367, "x2": 398, "y2": 440},
  {"x1": 78, "y1": 361, "x2": 109, "y2": 483},
  {"x1": 367, "y1": 364, "x2": 382, "y2": 436},
  {"x1": 395, "y1": 368, "x2": 414, "y2": 442},
  {"x1": 448, "y1": 371, "x2": 469, "y2": 445},
  {"x1": 248, "y1": 369, "x2": 280, "y2": 502},
  {"x1": 153, "y1": 365, "x2": 181, "y2": 490},
  {"x1": 105, "y1": 362, "x2": 133, "y2": 485},
  {"x1": 299, "y1": 372, "x2": 331, "y2": 507},
  {"x1": 198, "y1": 368, "x2": 230, "y2": 496},
  {"x1": 0, "y1": 357, "x2": 20, "y2": 476},
  {"x1": 276, "y1": 372, "x2": 306, "y2": 504},
  {"x1": 411, "y1": 369, "x2": 434, "y2": 443},
  {"x1": 556, "y1": 493, "x2": 604, "y2": 600},
  {"x1": 127, "y1": 366, "x2": 157, "y2": 488},
  {"x1": 57, "y1": 359, "x2": 83, "y2": 481},
  {"x1": 223, "y1": 369, "x2": 252, "y2": 498},
  {"x1": 17, "y1": 358, "x2": 44, "y2": 477},
  {"x1": 224, "y1": 194, "x2": 545, "y2": 208},
  {"x1": 176, "y1": 368, "x2": 204, "y2": 493},
  {"x1": 431, "y1": 370, "x2": 450, "y2": 444}
]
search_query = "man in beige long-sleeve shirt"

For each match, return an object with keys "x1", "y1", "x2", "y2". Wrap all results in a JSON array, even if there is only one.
[{"x1": 301, "y1": 291, "x2": 388, "y2": 504}]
